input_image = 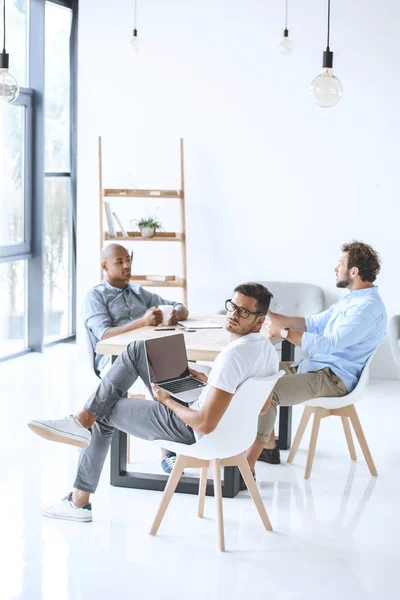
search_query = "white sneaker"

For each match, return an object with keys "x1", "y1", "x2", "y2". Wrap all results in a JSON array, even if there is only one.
[
  {"x1": 28, "y1": 415, "x2": 91, "y2": 448},
  {"x1": 42, "y1": 494, "x2": 92, "y2": 522}
]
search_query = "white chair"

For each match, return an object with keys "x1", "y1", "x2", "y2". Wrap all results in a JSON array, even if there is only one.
[
  {"x1": 388, "y1": 315, "x2": 400, "y2": 368},
  {"x1": 149, "y1": 371, "x2": 285, "y2": 551},
  {"x1": 83, "y1": 323, "x2": 101, "y2": 379},
  {"x1": 287, "y1": 353, "x2": 378, "y2": 479}
]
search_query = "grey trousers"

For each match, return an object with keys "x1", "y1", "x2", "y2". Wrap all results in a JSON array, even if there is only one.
[
  {"x1": 256, "y1": 362, "x2": 348, "y2": 444},
  {"x1": 74, "y1": 341, "x2": 196, "y2": 494}
]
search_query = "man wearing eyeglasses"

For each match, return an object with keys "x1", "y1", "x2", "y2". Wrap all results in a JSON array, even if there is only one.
[{"x1": 28, "y1": 283, "x2": 279, "y2": 521}]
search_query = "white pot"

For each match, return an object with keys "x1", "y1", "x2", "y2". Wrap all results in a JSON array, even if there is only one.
[{"x1": 140, "y1": 226, "x2": 155, "y2": 238}]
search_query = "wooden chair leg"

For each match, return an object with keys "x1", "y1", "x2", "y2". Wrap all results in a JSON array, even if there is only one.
[
  {"x1": 236, "y1": 453, "x2": 272, "y2": 531},
  {"x1": 149, "y1": 455, "x2": 186, "y2": 535},
  {"x1": 347, "y1": 405, "x2": 377, "y2": 476},
  {"x1": 211, "y1": 459, "x2": 225, "y2": 552},
  {"x1": 341, "y1": 416, "x2": 357, "y2": 461},
  {"x1": 304, "y1": 408, "x2": 323, "y2": 480},
  {"x1": 287, "y1": 406, "x2": 313, "y2": 463},
  {"x1": 198, "y1": 466, "x2": 208, "y2": 518}
]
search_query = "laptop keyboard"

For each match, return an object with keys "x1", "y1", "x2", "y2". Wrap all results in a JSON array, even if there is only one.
[{"x1": 161, "y1": 378, "x2": 205, "y2": 394}]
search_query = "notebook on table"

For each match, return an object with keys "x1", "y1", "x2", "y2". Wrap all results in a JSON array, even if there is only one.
[{"x1": 178, "y1": 320, "x2": 223, "y2": 329}]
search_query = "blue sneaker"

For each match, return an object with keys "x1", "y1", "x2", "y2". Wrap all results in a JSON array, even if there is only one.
[{"x1": 161, "y1": 451, "x2": 177, "y2": 475}]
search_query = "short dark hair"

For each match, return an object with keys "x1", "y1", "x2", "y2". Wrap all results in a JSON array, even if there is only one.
[
  {"x1": 341, "y1": 241, "x2": 381, "y2": 283},
  {"x1": 234, "y1": 282, "x2": 273, "y2": 314}
]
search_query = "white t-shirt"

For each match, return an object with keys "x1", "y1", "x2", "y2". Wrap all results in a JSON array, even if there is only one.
[{"x1": 190, "y1": 333, "x2": 279, "y2": 440}]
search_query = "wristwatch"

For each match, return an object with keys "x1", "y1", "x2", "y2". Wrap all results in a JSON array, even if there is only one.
[{"x1": 280, "y1": 328, "x2": 289, "y2": 339}]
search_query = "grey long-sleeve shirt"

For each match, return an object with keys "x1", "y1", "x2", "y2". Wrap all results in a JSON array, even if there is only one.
[{"x1": 84, "y1": 279, "x2": 185, "y2": 373}]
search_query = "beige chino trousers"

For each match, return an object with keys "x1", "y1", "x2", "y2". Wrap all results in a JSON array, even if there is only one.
[{"x1": 257, "y1": 362, "x2": 348, "y2": 444}]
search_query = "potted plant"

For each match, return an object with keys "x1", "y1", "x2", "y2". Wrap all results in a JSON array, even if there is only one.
[{"x1": 132, "y1": 214, "x2": 163, "y2": 238}]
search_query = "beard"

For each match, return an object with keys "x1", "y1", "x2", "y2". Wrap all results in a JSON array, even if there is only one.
[
  {"x1": 336, "y1": 272, "x2": 351, "y2": 288},
  {"x1": 225, "y1": 316, "x2": 259, "y2": 335}
]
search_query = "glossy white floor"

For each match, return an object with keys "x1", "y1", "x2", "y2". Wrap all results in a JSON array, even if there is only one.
[{"x1": 1, "y1": 343, "x2": 399, "y2": 600}]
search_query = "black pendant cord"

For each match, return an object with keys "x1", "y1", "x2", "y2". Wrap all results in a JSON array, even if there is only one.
[
  {"x1": 326, "y1": 0, "x2": 331, "y2": 50},
  {"x1": 285, "y1": 0, "x2": 288, "y2": 30},
  {"x1": 134, "y1": 0, "x2": 138, "y2": 34},
  {"x1": 3, "y1": 0, "x2": 6, "y2": 53}
]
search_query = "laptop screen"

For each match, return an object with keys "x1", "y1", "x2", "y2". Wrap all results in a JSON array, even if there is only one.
[{"x1": 145, "y1": 334, "x2": 190, "y2": 384}]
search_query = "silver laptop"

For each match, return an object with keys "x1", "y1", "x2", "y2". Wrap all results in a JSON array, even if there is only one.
[{"x1": 145, "y1": 333, "x2": 206, "y2": 403}]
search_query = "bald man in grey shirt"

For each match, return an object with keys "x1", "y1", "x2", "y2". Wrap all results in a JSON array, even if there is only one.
[
  {"x1": 84, "y1": 243, "x2": 189, "y2": 375},
  {"x1": 83, "y1": 243, "x2": 189, "y2": 474}
]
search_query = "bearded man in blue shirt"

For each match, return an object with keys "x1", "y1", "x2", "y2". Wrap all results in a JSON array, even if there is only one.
[{"x1": 245, "y1": 241, "x2": 387, "y2": 473}]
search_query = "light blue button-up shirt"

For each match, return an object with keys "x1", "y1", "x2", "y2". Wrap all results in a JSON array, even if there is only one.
[
  {"x1": 84, "y1": 279, "x2": 184, "y2": 373},
  {"x1": 299, "y1": 287, "x2": 387, "y2": 393}
]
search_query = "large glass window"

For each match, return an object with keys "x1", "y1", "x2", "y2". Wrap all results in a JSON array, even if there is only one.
[
  {"x1": 0, "y1": 260, "x2": 27, "y2": 357},
  {"x1": 44, "y1": 177, "x2": 72, "y2": 340},
  {"x1": 0, "y1": 0, "x2": 76, "y2": 361},
  {"x1": 43, "y1": 1, "x2": 73, "y2": 342},
  {"x1": 0, "y1": 104, "x2": 25, "y2": 247},
  {"x1": 44, "y1": 2, "x2": 71, "y2": 172}
]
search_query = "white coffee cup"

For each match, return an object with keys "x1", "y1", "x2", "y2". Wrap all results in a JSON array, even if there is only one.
[{"x1": 159, "y1": 305, "x2": 174, "y2": 325}]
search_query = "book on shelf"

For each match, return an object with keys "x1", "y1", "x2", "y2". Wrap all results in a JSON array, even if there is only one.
[
  {"x1": 112, "y1": 212, "x2": 128, "y2": 237},
  {"x1": 145, "y1": 275, "x2": 175, "y2": 282},
  {"x1": 104, "y1": 201, "x2": 116, "y2": 238}
]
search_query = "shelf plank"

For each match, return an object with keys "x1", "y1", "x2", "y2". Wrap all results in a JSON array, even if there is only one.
[
  {"x1": 130, "y1": 276, "x2": 185, "y2": 288},
  {"x1": 105, "y1": 232, "x2": 183, "y2": 242},
  {"x1": 104, "y1": 188, "x2": 181, "y2": 199}
]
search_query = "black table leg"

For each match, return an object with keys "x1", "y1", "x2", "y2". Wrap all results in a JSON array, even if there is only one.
[{"x1": 277, "y1": 340, "x2": 294, "y2": 450}]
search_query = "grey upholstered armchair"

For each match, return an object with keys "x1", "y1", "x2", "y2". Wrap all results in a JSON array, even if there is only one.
[{"x1": 388, "y1": 315, "x2": 400, "y2": 368}]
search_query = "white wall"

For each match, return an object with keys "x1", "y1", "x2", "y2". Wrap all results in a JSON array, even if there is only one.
[{"x1": 77, "y1": 0, "x2": 400, "y2": 379}]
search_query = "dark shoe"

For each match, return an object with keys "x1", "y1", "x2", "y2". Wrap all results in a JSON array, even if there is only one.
[
  {"x1": 161, "y1": 451, "x2": 177, "y2": 475},
  {"x1": 257, "y1": 447, "x2": 281, "y2": 465},
  {"x1": 239, "y1": 469, "x2": 256, "y2": 491}
]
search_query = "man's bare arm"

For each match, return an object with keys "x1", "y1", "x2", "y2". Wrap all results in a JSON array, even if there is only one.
[
  {"x1": 268, "y1": 311, "x2": 306, "y2": 332},
  {"x1": 101, "y1": 307, "x2": 163, "y2": 340},
  {"x1": 152, "y1": 384, "x2": 233, "y2": 435}
]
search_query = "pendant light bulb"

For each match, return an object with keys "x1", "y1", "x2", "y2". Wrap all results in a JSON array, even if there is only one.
[
  {"x1": 310, "y1": 0, "x2": 342, "y2": 108},
  {"x1": 0, "y1": 54, "x2": 19, "y2": 104},
  {"x1": 310, "y1": 65, "x2": 342, "y2": 108},
  {"x1": 130, "y1": 0, "x2": 140, "y2": 53},
  {"x1": 130, "y1": 29, "x2": 140, "y2": 53},
  {"x1": 279, "y1": 1, "x2": 293, "y2": 55},
  {"x1": 279, "y1": 29, "x2": 293, "y2": 55},
  {"x1": 0, "y1": 1, "x2": 19, "y2": 104}
]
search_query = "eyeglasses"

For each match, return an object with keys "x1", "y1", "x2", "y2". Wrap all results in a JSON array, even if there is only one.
[{"x1": 225, "y1": 299, "x2": 265, "y2": 319}]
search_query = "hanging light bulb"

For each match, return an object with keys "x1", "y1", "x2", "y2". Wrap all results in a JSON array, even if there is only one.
[
  {"x1": 0, "y1": 0, "x2": 19, "y2": 104},
  {"x1": 279, "y1": 0, "x2": 293, "y2": 55},
  {"x1": 130, "y1": 0, "x2": 140, "y2": 53},
  {"x1": 310, "y1": 0, "x2": 343, "y2": 108}
]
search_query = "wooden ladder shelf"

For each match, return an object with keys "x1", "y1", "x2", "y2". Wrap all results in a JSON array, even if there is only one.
[{"x1": 98, "y1": 136, "x2": 188, "y2": 305}]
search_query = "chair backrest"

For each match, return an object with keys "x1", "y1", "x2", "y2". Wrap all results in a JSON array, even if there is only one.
[
  {"x1": 350, "y1": 350, "x2": 377, "y2": 399},
  {"x1": 388, "y1": 315, "x2": 400, "y2": 367},
  {"x1": 83, "y1": 323, "x2": 101, "y2": 379},
  {"x1": 189, "y1": 371, "x2": 285, "y2": 460},
  {"x1": 303, "y1": 347, "x2": 379, "y2": 409}
]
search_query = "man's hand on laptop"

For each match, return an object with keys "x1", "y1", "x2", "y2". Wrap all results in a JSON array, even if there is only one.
[
  {"x1": 151, "y1": 384, "x2": 171, "y2": 405},
  {"x1": 188, "y1": 367, "x2": 208, "y2": 383},
  {"x1": 140, "y1": 307, "x2": 163, "y2": 327}
]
